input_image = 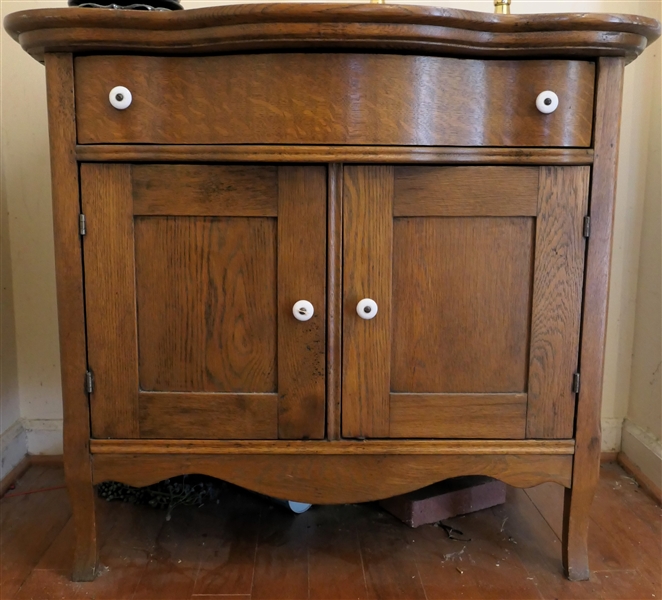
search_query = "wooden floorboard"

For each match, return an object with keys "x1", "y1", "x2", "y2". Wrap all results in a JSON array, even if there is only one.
[
  {"x1": 1, "y1": 463, "x2": 660, "y2": 599},
  {"x1": 308, "y1": 505, "x2": 368, "y2": 600},
  {"x1": 192, "y1": 483, "x2": 262, "y2": 597},
  {"x1": 358, "y1": 510, "x2": 427, "y2": 600},
  {"x1": 0, "y1": 466, "x2": 71, "y2": 599},
  {"x1": 251, "y1": 503, "x2": 311, "y2": 600}
]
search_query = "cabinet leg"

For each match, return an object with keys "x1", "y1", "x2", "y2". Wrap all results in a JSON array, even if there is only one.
[
  {"x1": 67, "y1": 472, "x2": 98, "y2": 581},
  {"x1": 561, "y1": 482, "x2": 595, "y2": 581}
]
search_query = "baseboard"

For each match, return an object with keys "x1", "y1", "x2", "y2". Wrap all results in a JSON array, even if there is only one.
[
  {"x1": 0, "y1": 455, "x2": 31, "y2": 498},
  {"x1": 0, "y1": 453, "x2": 65, "y2": 499},
  {"x1": 22, "y1": 418, "x2": 63, "y2": 455},
  {"x1": 618, "y1": 452, "x2": 661, "y2": 504},
  {"x1": 0, "y1": 419, "x2": 28, "y2": 481},
  {"x1": 600, "y1": 451, "x2": 618, "y2": 463},
  {"x1": 619, "y1": 419, "x2": 662, "y2": 504},
  {"x1": 1, "y1": 417, "x2": 65, "y2": 498},
  {"x1": 600, "y1": 417, "x2": 624, "y2": 453},
  {"x1": 30, "y1": 454, "x2": 64, "y2": 466}
]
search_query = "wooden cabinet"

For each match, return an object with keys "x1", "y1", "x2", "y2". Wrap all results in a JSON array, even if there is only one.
[{"x1": 5, "y1": 2, "x2": 659, "y2": 585}]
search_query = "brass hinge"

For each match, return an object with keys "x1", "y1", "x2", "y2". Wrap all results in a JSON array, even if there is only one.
[
  {"x1": 79, "y1": 214, "x2": 87, "y2": 236},
  {"x1": 85, "y1": 370, "x2": 94, "y2": 394},
  {"x1": 572, "y1": 372, "x2": 581, "y2": 394},
  {"x1": 583, "y1": 216, "x2": 591, "y2": 238}
]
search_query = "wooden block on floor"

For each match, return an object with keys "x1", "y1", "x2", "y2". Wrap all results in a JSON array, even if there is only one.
[{"x1": 380, "y1": 476, "x2": 507, "y2": 527}]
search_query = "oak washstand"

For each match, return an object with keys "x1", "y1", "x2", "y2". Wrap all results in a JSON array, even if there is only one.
[{"x1": 4, "y1": 2, "x2": 660, "y2": 582}]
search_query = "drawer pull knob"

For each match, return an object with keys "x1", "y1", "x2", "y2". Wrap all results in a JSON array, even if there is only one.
[
  {"x1": 357, "y1": 298, "x2": 378, "y2": 320},
  {"x1": 109, "y1": 86, "x2": 132, "y2": 110},
  {"x1": 292, "y1": 300, "x2": 314, "y2": 322},
  {"x1": 536, "y1": 90, "x2": 559, "y2": 114}
]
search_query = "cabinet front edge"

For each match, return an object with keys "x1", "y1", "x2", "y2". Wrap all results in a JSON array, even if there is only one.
[
  {"x1": 75, "y1": 145, "x2": 595, "y2": 165},
  {"x1": 90, "y1": 439, "x2": 575, "y2": 455}
]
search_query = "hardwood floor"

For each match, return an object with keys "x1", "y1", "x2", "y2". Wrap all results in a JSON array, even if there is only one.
[{"x1": 1, "y1": 463, "x2": 659, "y2": 599}]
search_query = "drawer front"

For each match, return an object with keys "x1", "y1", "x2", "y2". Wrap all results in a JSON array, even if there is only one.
[{"x1": 75, "y1": 54, "x2": 595, "y2": 147}]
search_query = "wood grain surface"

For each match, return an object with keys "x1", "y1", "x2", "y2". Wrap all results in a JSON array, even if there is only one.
[
  {"x1": 391, "y1": 216, "x2": 534, "y2": 394},
  {"x1": 276, "y1": 167, "x2": 327, "y2": 440},
  {"x1": 526, "y1": 167, "x2": 590, "y2": 439},
  {"x1": 81, "y1": 164, "x2": 140, "y2": 439},
  {"x1": 132, "y1": 165, "x2": 278, "y2": 217},
  {"x1": 135, "y1": 216, "x2": 277, "y2": 393},
  {"x1": 89, "y1": 439, "x2": 575, "y2": 455},
  {"x1": 342, "y1": 166, "x2": 393, "y2": 438},
  {"x1": 5, "y1": 5, "x2": 660, "y2": 63},
  {"x1": 562, "y1": 57, "x2": 625, "y2": 582},
  {"x1": 45, "y1": 53, "x2": 98, "y2": 582},
  {"x1": 138, "y1": 393, "x2": 278, "y2": 439},
  {"x1": 74, "y1": 55, "x2": 594, "y2": 147},
  {"x1": 394, "y1": 166, "x2": 539, "y2": 216},
  {"x1": 91, "y1": 453, "x2": 574, "y2": 500},
  {"x1": 389, "y1": 394, "x2": 527, "y2": 439},
  {"x1": 76, "y1": 145, "x2": 596, "y2": 165}
]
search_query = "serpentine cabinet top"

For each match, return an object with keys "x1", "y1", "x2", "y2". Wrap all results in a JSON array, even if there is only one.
[{"x1": 4, "y1": 3, "x2": 660, "y2": 63}]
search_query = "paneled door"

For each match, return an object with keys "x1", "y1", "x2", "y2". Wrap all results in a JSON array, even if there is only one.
[
  {"x1": 342, "y1": 165, "x2": 590, "y2": 440},
  {"x1": 81, "y1": 164, "x2": 326, "y2": 440}
]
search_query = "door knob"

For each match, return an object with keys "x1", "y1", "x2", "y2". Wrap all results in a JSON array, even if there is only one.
[
  {"x1": 357, "y1": 298, "x2": 378, "y2": 320},
  {"x1": 109, "y1": 86, "x2": 132, "y2": 110},
  {"x1": 292, "y1": 300, "x2": 314, "y2": 322},
  {"x1": 536, "y1": 90, "x2": 559, "y2": 114}
]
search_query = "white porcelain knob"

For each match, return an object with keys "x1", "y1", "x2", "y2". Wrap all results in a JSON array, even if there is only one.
[
  {"x1": 292, "y1": 300, "x2": 314, "y2": 322},
  {"x1": 357, "y1": 298, "x2": 378, "y2": 320},
  {"x1": 536, "y1": 90, "x2": 559, "y2": 114},
  {"x1": 109, "y1": 86, "x2": 132, "y2": 110}
]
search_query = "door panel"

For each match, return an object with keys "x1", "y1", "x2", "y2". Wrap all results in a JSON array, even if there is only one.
[
  {"x1": 342, "y1": 165, "x2": 589, "y2": 439},
  {"x1": 82, "y1": 163, "x2": 326, "y2": 439},
  {"x1": 391, "y1": 217, "x2": 534, "y2": 393},
  {"x1": 135, "y1": 217, "x2": 277, "y2": 393}
]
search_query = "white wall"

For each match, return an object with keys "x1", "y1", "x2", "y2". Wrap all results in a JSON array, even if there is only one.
[
  {"x1": 622, "y1": 1, "x2": 661, "y2": 489},
  {"x1": 1, "y1": 0, "x2": 63, "y2": 470},
  {"x1": 1, "y1": 132, "x2": 26, "y2": 479},
  {"x1": 0, "y1": 0, "x2": 659, "y2": 470}
]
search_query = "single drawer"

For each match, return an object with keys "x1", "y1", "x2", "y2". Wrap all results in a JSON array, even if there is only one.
[{"x1": 75, "y1": 54, "x2": 595, "y2": 147}]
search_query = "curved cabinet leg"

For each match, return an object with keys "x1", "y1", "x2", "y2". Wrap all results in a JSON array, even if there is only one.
[
  {"x1": 561, "y1": 476, "x2": 597, "y2": 581},
  {"x1": 67, "y1": 468, "x2": 98, "y2": 581}
]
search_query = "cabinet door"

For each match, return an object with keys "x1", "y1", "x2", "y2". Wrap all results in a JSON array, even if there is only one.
[
  {"x1": 82, "y1": 164, "x2": 326, "y2": 440},
  {"x1": 342, "y1": 166, "x2": 589, "y2": 440}
]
